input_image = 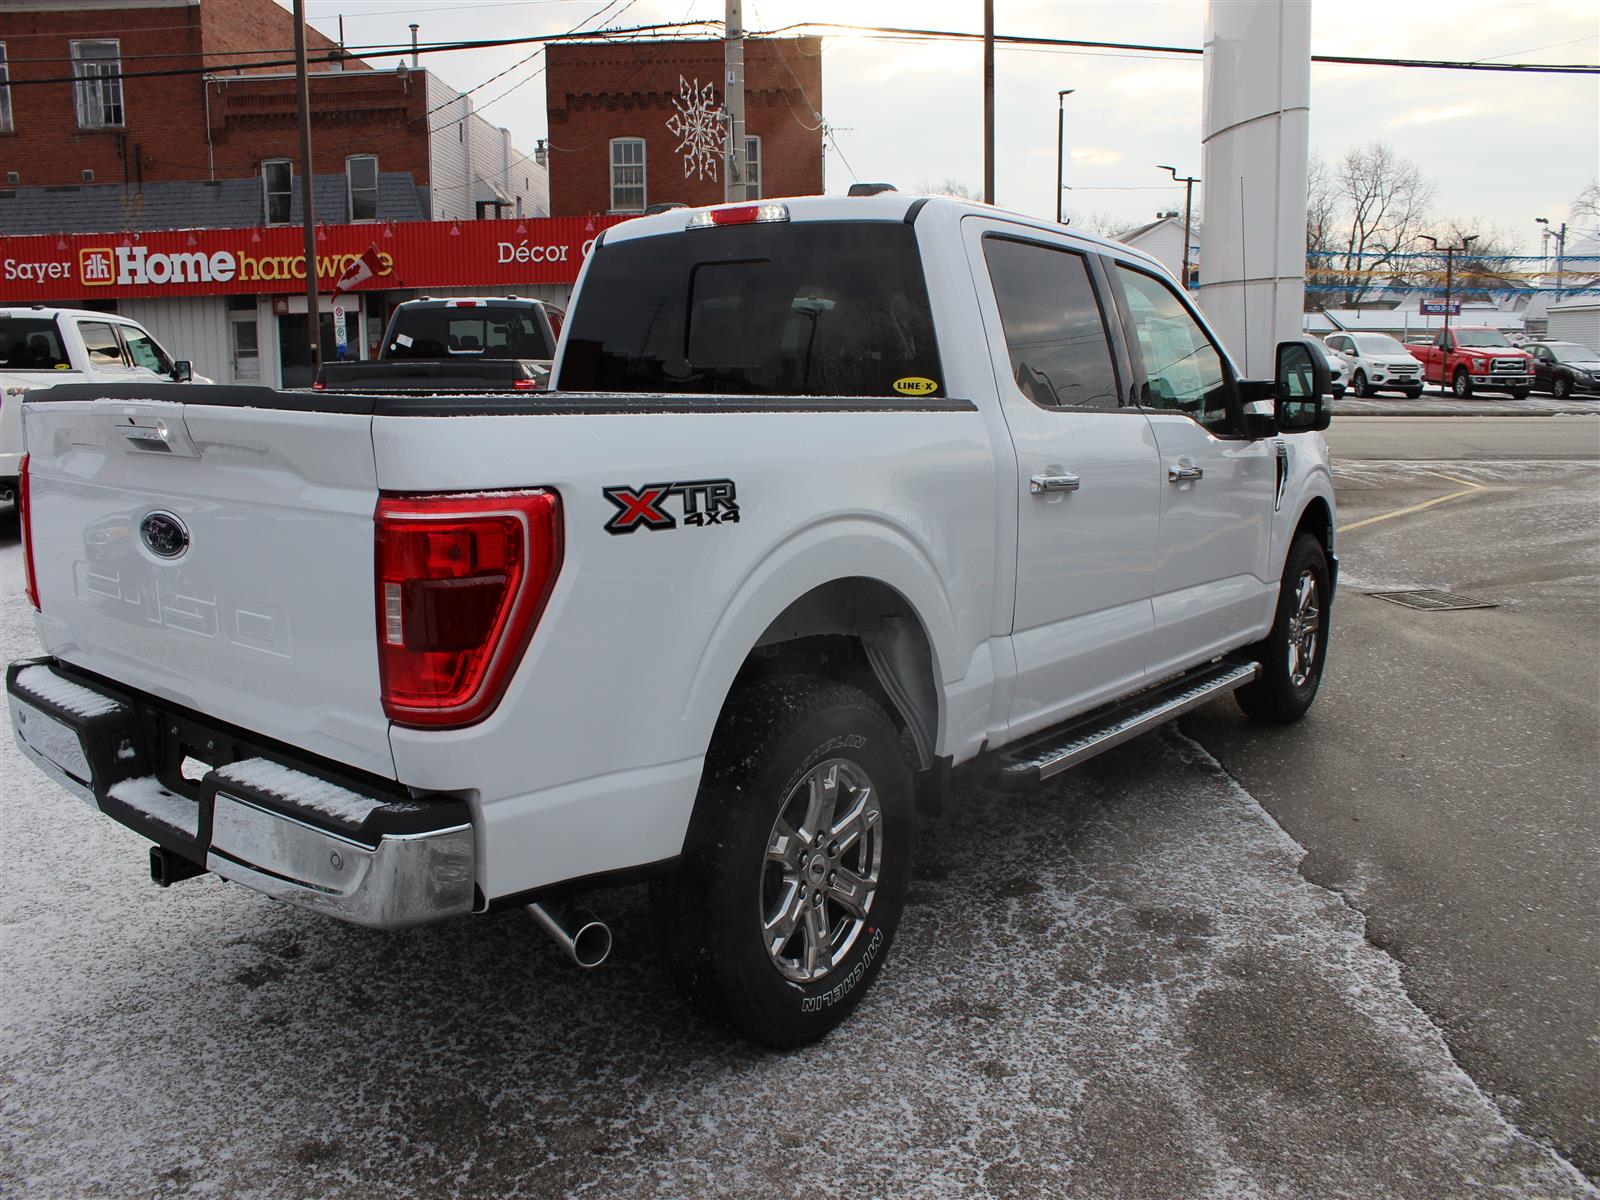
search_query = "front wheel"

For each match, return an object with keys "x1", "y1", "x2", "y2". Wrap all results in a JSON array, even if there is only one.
[
  {"x1": 655, "y1": 676, "x2": 913, "y2": 1047},
  {"x1": 1452, "y1": 369, "x2": 1474, "y2": 399},
  {"x1": 1510, "y1": 388, "x2": 1531, "y2": 400},
  {"x1": 1403, "y1": 387, "x2": 1424, "y2": 400},
  {"x1": 1352, "y1": 370, "x2": 1370, "y2": 398},
  {"x1": 1552, "y1": 376, "x2": 1571, "y2": 399},
  {"x1": 1236, "y1": 533, "x2": 1332, "y2": 724}
]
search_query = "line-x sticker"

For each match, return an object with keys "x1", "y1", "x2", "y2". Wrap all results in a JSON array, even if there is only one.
[{"x1": 602, "y1": 478, "x2": 740, "y2": 535}]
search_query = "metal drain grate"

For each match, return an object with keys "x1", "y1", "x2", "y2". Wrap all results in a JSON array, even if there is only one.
[{"x1": 1367, "y1": 589, "x2": 1497, "y2": 612}]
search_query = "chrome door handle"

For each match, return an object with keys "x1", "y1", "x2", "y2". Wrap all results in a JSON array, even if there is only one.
[
  {"x1": 1167, "y1": 463, "x2": 1204, "y2": 483},
  {"x1": 1030, "y1": 473, "x2": 1081, "y2": 494}
]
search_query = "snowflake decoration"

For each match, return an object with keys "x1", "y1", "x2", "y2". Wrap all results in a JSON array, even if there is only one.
[{"x1": 666, "y1": 75, "x2": 725, "y2": 181}]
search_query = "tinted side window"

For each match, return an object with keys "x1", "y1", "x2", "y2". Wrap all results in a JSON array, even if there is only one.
[
  {"x1": 559, "y1": 221, "x2": 944, "y2": 398},
  {"x1": 1114, "y1": 266, "x2": 1231, "y2": 433},
  {"x1": 78, "y1": 321, "x2": 125, "y2": 367},
  {"x1": 0, "y1": 319, "x2": 69, "y2": 370},
  {"x1": 982, "y1": 236, "x2": 1120, "y2": 410}
]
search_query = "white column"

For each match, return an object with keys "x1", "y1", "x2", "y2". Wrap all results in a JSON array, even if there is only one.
[{"x1": 1197, "y1": 0, "x2": 1311, "y2": 376}]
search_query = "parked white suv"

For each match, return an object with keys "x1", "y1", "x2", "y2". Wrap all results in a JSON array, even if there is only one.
[
  {"x1": 9, "y1": 196, "x2": 1336, "y2": 1046},
  {"x1": 1322, "y1": 331, "x2": 1425, "y2": 398},
  {"x1": 0, "y1": 307, "x2": 203, "y2": 504}
]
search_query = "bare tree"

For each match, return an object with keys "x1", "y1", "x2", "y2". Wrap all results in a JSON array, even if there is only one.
[
  {"x1": 1410, "y1": 219, "x2": 1522, "y2": 301},
  {"x1": 1335, "y1": 143, "x2": 1434, "y2": 303},
  {"x1": 916, "y1": 178, "x2": 981, "y2": 201},
  {"x1": 1064, "y1": 209, "x2": 1143, "y2": 240},
  {"x1": 1304, "y1": 154, "x2": 1341, "y2": 308},
  {"x1": 1571, "y1": 178, "x2": 1600, "y2": 226}
]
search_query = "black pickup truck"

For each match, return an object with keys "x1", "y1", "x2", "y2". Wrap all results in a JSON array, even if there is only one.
[{"x1": 314, "y1": 297, "x2": 561, "y2": 393}]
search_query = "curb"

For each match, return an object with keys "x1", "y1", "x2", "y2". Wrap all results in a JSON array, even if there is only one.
[{"x1": 1333, "y1": 403, "x2": 1600, "y2": 418}]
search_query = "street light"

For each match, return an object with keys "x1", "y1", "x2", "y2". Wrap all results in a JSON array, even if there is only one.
[
  {"x1": 1535, "y1": 217, "x2": 1567, "y2": 299},
  {"x1": 1056, "y1": 90, "x2": 1076, "y2": 224},
  {"x1": 1419, "y1": 233, "x2": 1477, "y2": 338},
  {"x1": 1158, "y1": 164, "x2": 1199, "y2": 289}
]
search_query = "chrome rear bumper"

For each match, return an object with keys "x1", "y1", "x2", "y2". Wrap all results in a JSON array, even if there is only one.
[{"x1": 7, "y1": 657, "x2": 475, "y2": 930}]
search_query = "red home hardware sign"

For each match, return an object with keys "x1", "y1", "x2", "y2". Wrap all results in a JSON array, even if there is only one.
[{"x1": 0, "y1": 216, "x2": 626, "y2": 303}]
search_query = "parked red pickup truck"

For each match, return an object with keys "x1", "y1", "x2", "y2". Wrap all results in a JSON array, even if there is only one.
[{"x1": 1407, "y1": 328, "x2": 1533, "y2": 399}]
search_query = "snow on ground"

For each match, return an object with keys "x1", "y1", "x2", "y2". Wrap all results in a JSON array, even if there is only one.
[{"x1": 0, "y1": 538, "x2": 1593, "y2": 1200}]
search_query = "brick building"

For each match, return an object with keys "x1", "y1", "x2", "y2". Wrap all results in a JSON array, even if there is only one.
[
  {"x1": 0, "y1": 0, "x2": 557, "y2": 387},
  {"x1": 545, "y1": 38, "x2": 824, "y2": 215}
]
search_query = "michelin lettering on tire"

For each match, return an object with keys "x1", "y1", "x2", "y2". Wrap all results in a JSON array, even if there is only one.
[{"x1": 799, "y1": 926, "x2": 883, "y2": 1012}]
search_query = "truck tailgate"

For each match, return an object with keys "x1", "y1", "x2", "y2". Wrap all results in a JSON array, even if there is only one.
[{"x1": 22, "y1": 394, "x2": 393, "y2": 778}]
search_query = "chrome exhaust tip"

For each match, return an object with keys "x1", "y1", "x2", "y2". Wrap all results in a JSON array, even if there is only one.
[{"x1": 527, "y1": 901, "x2": 612, "y2": 968}]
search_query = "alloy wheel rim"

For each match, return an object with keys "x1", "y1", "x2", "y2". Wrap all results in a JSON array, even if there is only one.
[
  {"x1": 760, "y1": 758, "x2": 881, "y2": 984},
  {"x1": 1286, "y1": 570, "x2": 1321, "y2": 688}
]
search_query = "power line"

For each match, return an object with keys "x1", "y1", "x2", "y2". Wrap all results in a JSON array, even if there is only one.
[
  {"x1": 0, "y1": 22, "x2": 720, "y2": 87},
  {"x1": 755, "y1": 21, "x2": 1600, "y2": 75},
  {"x1": 9, "y1": 19, "x2": 1595, "y2": 86}
]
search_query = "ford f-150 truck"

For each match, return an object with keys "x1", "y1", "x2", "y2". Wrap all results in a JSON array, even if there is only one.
[
  {"x1": 1407, "y1": 326, "x2": 1533, "y2": 398},
  {"x1": 9, "y1": 196, "x2": 1336, "y2": 1046},
  {"x1": 1, "y1": 306, "x2": 202, "y2": 505},
  {"x1": 314, "y1": 297, "x2": 559, "y2": 394}
]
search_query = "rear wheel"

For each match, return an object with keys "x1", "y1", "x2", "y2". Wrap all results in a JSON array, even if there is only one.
[
  {"x1": 1452, "y1": 369, "x2": 1473, "y2": 399},
  {"x1": 1237, "y1": 533, "x2": 1331, "y2": 725},
  {"x1": 655, "y1": 676, "x2": 913, "y2": 1047}
]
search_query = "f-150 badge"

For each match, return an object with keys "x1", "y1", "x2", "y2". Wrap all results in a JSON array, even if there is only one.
[{"x1": 602, "y1": 478, "x2": 740, "y2": 535}]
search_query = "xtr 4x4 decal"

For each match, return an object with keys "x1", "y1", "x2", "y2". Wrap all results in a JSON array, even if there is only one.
[{"x1": 602, "y1": 479, "x2": 739, "y2": 535}]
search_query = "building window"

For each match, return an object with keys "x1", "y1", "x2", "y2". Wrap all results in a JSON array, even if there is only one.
[
  {"x1": 0, "y1": 45, "x2": 12, "y2": 132},
  {"x1": 262, "y1": 159, "x2": 292, "y2": 225},
  {"x1": 347, "y1": 155, "x2": 378, "y2": 221},
  {"x1": 745, "y1": 135, "x2": 761, "y2": 200},
  {"x1": 610, "y1": 138, "x2": 645, "y2": 213},
  {"x1": 71, "y1": 40, "x2": 123, "y2": 128}
]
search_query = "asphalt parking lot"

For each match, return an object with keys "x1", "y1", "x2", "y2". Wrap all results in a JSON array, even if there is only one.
[{"x1": 2, "y1": 418, "x2": 1597, "y2": 1198}]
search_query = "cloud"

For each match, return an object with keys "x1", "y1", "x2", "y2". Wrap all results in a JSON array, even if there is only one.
[{"x1": 1389, "y1": 104, "x2": 1488, "y2": 127}]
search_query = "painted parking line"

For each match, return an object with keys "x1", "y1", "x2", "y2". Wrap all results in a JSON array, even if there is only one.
[{"x1": 1337, "y1": 469, "x2": 1489, "y2": 534}]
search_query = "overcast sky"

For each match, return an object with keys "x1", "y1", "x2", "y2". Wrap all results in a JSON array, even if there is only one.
[{"x1": 301, "y1": 0, "x2": 1599, "y2": 253}]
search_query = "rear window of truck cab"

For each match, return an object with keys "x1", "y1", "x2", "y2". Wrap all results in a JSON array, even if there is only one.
[
  {"x1": 0, "y1": 318, "x2": 69, "y2": 371},
  {"x1": 387, "y1": 306, "x2": 555, "y2": 360},
  {"x1": 557, "y1": 221, "x2": 945, "y2": 398}
]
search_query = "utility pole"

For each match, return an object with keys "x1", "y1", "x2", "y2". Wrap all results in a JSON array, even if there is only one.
[
  {"x1": 292, "y1": 0, "x2": 320, "y2": 381},
  {"x1": 725, "y1": 0, "x2": 747, "y2": 202},
  {"x1": 1420, "y1": 233, "x2": 1476, "y2": 338},
  {"x1": 983, "y1": 0, "x2": 994, "y2": 204},
  {"x1": 1055, "y1": 89, "x2": 1074, "y2": 223},
  {"x1": 1159, "y1": 164, "x2": 1199, "y2": 288},
  {"x1": 1537, "y1": 217, "x2": 1568, "y2": 299}
]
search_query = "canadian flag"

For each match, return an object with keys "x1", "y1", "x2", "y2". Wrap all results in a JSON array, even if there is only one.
[{"x1": 331, "y1": 244, "x2": 388, "y2": 296}]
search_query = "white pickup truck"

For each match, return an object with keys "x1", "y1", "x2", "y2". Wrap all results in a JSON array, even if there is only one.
[
  {"x1": 9, "y1": 195, "x2": 1336, "y2": 1046},
  {"x1": 0, "y1": 306, "x2": 201, "y2": 506}
]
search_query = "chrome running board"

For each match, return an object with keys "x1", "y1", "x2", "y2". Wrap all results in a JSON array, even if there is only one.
[{"x1": 989, "y1": 660, "x2": 1260, "y2": 791}]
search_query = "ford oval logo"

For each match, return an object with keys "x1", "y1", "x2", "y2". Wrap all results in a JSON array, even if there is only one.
[{"x1": 140, "y1": 511, "x2": 190, "y2": 559}]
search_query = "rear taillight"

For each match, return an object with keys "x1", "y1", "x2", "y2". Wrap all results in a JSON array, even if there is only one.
[
  {"x1": 375, "y1": 490, "x2": 562, "y2": 728},
  {"x1": 20, "y1": 453, "x2": 39, "y2": 611},
  {"x1": 513, "y1": 376, "x2": 538, "y2": 391}
]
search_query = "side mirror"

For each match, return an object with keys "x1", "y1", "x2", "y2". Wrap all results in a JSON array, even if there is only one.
[
  {"x1": 172, "y1": 360, "x2": 193, "y2": 383},
  {"x1": 1274, "y1": 338, "x2": 1332, "y2": 432}
]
